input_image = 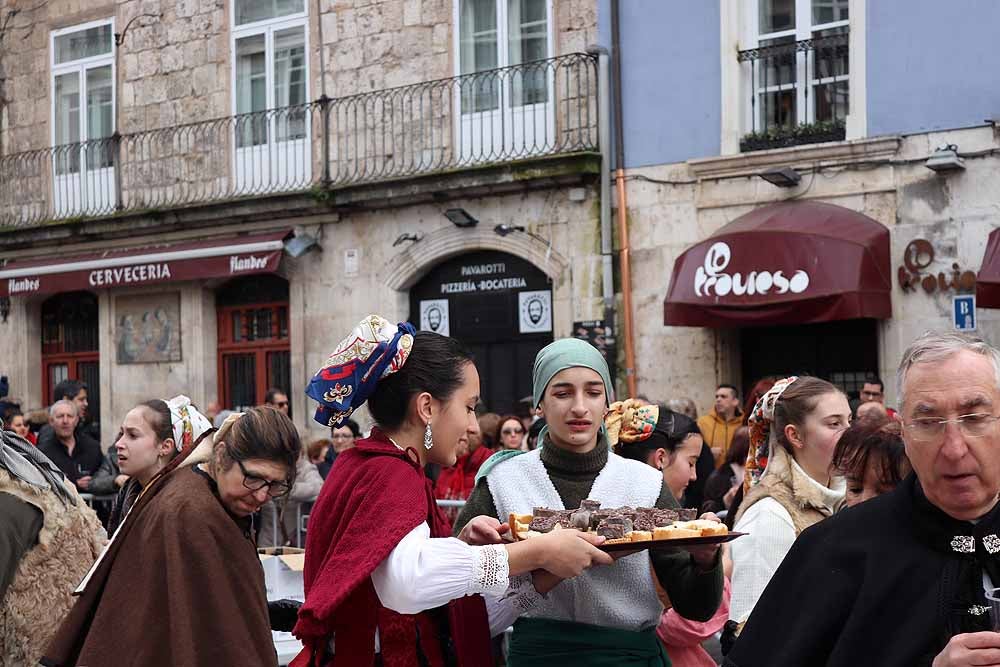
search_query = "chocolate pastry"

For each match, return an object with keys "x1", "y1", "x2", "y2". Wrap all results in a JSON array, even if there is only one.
[
  {"x1": 529, "y1": 515, "x2": 560, "y2": 533},
  {"x1": 605, "y1": 515, "x2": 633, "y2": 533},
  {"x1": 678, "y1": 508, "x2": 698, "y2": 521},
  {"x1": 570, "y1": 510, "x2": 592, "y2": 531},
  {"x1": 533, "y1": 507, "x2": 558, "y2": 518},
  {"x1": 579, "y1": 499, "x2": 602, "y2": 512},
  {"x1": 634, "y1": 516, "x2": 655, "y2": 532},
  {"x1": 597, "y1": 521, "x2": 625, "y2": 539}
]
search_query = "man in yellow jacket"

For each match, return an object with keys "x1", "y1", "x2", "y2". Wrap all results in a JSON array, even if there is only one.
[{"x1": 697, "y1": 384, "x2": 743, "y2": 465}]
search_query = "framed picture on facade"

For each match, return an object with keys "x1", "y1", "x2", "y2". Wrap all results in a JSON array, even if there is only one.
[{"x1": 115, "y1": 292, "x2": 182, "y2": 363}]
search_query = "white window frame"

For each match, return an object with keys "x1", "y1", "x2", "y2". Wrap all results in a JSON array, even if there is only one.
[
  {"x1": 452, "y1": 0, "x2": 555, "y2": 97},
  {"x1": 230, "y1": 2, "x2": 310, "y2": 129},
  {"x1": 720, "y1": 0, "x2": 865, "y2": 155},
  {"x1": 451, "y1": 0, "x2": 556, "y2": 159},
  {"x1": 50, "y1": 18, "x2": 116, "y2": 152},
  {"x1": 229, "y1": 0, "x2": 311, "y2": 191},
  {"x1": 49, "y1": 18, "x2": 116, "y2": 213}
]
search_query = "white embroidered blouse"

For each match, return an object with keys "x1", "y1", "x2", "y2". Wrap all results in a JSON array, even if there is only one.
[{"x1": 371, "y1": 521, "x2": 545, "y2": 637}]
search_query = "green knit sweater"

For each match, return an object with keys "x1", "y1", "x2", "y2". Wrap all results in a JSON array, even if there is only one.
[{"x1": 453, "y1": 441, "x2": 724, "y2": 622}]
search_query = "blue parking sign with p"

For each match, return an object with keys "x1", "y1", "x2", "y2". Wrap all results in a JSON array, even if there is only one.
[{"x1": 953, "y1": 295, "x2": 976, "y2": 331}]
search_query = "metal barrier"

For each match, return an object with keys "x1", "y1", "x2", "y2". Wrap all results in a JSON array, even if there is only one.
[
  {"x1": 78, "y1": 492, "x2": 116, "y2": 507},
  {"x1": 0, "y1": 53, "x2": 599, "y2": 227}
]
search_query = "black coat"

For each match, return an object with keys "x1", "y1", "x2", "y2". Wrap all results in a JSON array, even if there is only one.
[
  {"x1": 36, "y1": 428, "x2": 104, "y2": 485},
  {"x1": 725, "y1": 474, "x2": 1000, "y2": 667}
]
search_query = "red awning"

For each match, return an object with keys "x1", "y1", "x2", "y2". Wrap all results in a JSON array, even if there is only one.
[
  {"x1": 0, "y1": 230, "x2": 290, "y2": 298},
  {"x1": 663, "y1": 201, "x2": 892, "y2": 327},
  {"x1": 976, "y1": 228, "x2": 1000, "y2": 307}
]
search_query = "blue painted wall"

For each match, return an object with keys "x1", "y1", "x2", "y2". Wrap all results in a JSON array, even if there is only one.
[
  {"x1": 597, "y1": 0, "x2": 721, "y2": 168},
  {"x1": 866, "y1": 0, "x2": 1000, "y2": 136}
]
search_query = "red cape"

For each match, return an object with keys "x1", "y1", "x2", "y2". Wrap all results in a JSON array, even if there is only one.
[{"x1": 292, "y1": 429, "x2": 491, "y2": 667}]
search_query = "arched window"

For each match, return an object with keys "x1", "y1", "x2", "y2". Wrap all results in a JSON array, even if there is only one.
[
  {"x1": 41, "y1": 291, "x2": 100, "y2": 414},
  {"x1": 216, "y1": 274, "x2": 290, "y2": 411}
]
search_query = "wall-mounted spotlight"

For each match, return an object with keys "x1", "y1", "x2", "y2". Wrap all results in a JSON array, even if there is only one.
[
  {"x1": 758, "y1": 166, "x2": 801, "y2": 188},
  {"x1": 284, "y1": 232, "x2": 320, "y2": 258},
  {"x1": 392, "y1": 233, "x2": 424, "y2": 247},
  {"x1": 494, "y1": 224, "x2": 526, "y2": 237},
  {"x1": 444, "y1": 208, "x2": 478, "y2": 228},
  {"x1": 925, "y1": 144, "x2": 965, "y2": 172}
]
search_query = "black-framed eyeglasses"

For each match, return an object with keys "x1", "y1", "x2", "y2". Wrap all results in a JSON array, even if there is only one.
[{"x1": 235, "y1": 458, "x2": 292, "y2": 498}]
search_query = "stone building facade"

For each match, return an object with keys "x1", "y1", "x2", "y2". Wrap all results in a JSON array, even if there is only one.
[{"x1": 0, "y1": 0, "x2": 606, "y2": 441}]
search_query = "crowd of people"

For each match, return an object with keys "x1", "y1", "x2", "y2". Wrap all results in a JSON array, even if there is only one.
[{"x1": 2, "y1": 319, "x2": 1000, "y2": 666}]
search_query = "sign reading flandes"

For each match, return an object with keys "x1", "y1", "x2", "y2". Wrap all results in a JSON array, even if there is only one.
[{"x1": 0, "y1": 230, "x2": 289, "y2": 298}]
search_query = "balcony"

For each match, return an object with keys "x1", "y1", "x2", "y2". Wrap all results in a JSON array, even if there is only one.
[
  {"x1": 0, "y1": 53, "x2": 599, "y2": 228},
  {"x1": 737, "y1": 30, "x2": 849, "y2": 152}
]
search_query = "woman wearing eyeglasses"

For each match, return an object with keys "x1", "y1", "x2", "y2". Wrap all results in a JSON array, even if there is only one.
[
  {"x1": 496, "y1": 414, "x2": 526, "y2": 450},
  {"x1": 44, "y1": 406, "x2": 301, "y2": 667}
]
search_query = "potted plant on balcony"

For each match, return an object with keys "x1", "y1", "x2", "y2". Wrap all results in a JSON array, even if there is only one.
[{"x1": 740, "y1": 119, "x2": 846, "y2": 153}]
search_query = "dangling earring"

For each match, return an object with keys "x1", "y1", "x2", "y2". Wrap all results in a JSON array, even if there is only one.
[{"x1": 424, "y1": 422, "x2": 434, "y2": 450}]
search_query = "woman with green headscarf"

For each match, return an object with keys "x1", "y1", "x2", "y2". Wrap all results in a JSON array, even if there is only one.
[{"x1": 455, "y1": 338, "x2": 725, "y2": 666}]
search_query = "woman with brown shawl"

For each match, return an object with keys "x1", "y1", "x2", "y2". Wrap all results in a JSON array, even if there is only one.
[{"x1": 43, "y1": 407, "x2": 301, "y2": 667}]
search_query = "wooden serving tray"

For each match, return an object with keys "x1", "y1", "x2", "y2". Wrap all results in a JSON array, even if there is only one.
[{"x1": 599, "y1": 531, "x2": 747, "y2": 553}]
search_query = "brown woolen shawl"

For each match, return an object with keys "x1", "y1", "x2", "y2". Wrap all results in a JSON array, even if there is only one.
[{"x1": 42, "y1": 419, "x2": 277, "y2": 667}]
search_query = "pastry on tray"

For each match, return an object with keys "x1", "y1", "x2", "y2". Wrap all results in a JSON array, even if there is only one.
[{"x1": 508, "y1": 500, "x2": 727, "y2": 544}]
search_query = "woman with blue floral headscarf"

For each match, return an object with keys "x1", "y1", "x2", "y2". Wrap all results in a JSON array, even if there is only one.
[
  {"x1": 292, "y1": 316, "x2": 612, "y2": 667},
  {"x1": 454, "y1": 338, "x2": 725, "y2": 666}
]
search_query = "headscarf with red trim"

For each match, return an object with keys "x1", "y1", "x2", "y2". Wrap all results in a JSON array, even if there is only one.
[
  {"x1": 305, "y1": 315, "x2": 415, "y2": 428},
  {"x1": 744, "y1": 376, "x2": 798, "y2": 491}
]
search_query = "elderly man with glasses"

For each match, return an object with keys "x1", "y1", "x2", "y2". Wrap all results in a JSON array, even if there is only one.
[{"x1": 725, "y1": 331, "x2": 1000, "y2": 667}]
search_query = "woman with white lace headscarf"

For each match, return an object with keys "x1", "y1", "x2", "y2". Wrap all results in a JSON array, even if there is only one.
[{"x1": 106, "y1": 396, "x2": 213, "y2": 533}]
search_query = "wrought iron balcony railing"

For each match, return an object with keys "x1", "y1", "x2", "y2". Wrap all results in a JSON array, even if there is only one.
[
  {"x1": 0, "y1": 52, "x2": 599, "y2": 227},
  {"x1": 737, "y1": 29, "x2": 849, "y2": 151}
]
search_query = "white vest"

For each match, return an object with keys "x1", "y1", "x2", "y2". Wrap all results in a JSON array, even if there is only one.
[{"x1": 486, "y1": 449, "x2": 664, "y2": 630}]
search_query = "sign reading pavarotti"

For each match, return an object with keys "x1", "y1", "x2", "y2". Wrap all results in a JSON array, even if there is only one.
[
  {"x1": 409, "y1": 250, "x2": 553, "y2": 341},
  {"x1": 440, "y1": 261, "x2": 530, "y2": 294}
]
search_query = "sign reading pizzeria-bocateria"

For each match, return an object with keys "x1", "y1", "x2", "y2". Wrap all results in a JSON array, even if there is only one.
[
  {"x1": 664, "y1": 201, "x2": 892, "y2": 328},
  {"x1": 0, "y1": 230, "x2": 290, "y2": 298}
]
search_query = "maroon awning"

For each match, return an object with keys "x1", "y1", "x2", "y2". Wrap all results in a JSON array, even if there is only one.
[
  {"x1": 0, "y1": 230, "x2": 290, "y2": 298},
  {"x1": 663, "y1": 201, "x2": 892, "y2": 327},
  {"x1": 976, "y1": 228, "x2": 1000, "y2": 307}
]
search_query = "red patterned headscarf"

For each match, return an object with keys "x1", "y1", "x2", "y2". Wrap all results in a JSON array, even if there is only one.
[{"x1": 745, "y1": 376, "x2": 798, "y2": 491}]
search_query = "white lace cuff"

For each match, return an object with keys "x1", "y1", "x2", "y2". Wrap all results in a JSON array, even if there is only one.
[
  {"x1": 471, "y1": 544, "x2": 510, "y2": 596},
  {"x1": 505, "y1": 572, "x2": 545, "y2": 613}
]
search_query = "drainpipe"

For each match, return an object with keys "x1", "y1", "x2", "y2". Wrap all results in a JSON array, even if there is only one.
[
  {"x1": 587, "y1": 44, "x2": 615, "y2": 392},
  {"x1": 610, "y1": 0, "x2": 637, "y2": 397}
]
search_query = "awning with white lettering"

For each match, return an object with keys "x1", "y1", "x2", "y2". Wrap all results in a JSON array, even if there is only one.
[
  {"x1": 663, "y1": 202, "x2": 892, "y2": 327},
  {"x1": 0, "y1": 230, "x2": 290, "y2": 298}
]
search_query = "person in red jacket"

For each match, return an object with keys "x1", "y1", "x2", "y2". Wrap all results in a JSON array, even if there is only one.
[{"x1": 434, "y1": 421, "x2": 492, "y2": 521}]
